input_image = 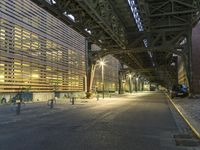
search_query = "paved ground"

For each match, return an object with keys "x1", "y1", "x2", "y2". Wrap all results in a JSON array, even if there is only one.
[
  {"x1": 0, "y1": 92, "x2": 199, "y2": 150},
  {"x1": 171, "y1": 96, "x2": 200, "y2": 137}
]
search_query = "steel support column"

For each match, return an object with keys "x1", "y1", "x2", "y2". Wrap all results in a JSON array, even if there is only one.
[
  {"x1": 135, "y1": 77, "x2": 138, "y2": 92},
  {"x1": 129, "y1": 76, "x2": 132, "y2": 93},
  {"x1": 141, "y1": 80, "x2": 144, "y2": 91},
  {"x1": 118, "y1": 67, "x2": 125, "y2": 94},
  {"x1": 183, "y1": 31, "x2": 193, "y2": 94},
  {"x1": 86, "y1": 41, "x2": 96, "y2": 98}
]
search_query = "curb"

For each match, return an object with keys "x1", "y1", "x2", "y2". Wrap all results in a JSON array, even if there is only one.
[{"x1": 165, "y1": 93, "x2": 200, "y2": 139}]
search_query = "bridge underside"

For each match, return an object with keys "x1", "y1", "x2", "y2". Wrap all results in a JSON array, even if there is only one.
[{"x1": 31, "y1": 0, "x2": 200, "y2": 91}]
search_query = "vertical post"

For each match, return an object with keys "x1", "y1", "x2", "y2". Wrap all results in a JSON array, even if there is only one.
[
  {"x1": 142, "y1": 81, "x2": 144, "y2": 91},
  {"x1": 118, "y1": 64, "x2": 125, "y2": 94},
  {"x1": 138, "y1": 78, "x2": 140, "y2": 91},
  {"x1": 150, "y1": 83, "x2": 151, "y2": 91},
  {"x1": 71, "y1": 97, "x2": 75, "y2": 105},
  {"x1": 16, "y1": 102, "x2": 21, "y2": 115},
  {"x1": 50, "y1": 99, "x2": 53, "y2": 108},
  {"x1": 86, "y1": 63, "x2": 96, "y2": 97},
  {"x1": 182, "y1": 30, "x2": 193, "y2": 95},
  {"x1": 135, "y1": 77, "x2": 138, "y2": 92},
  {"x1": 118, "y1": 70, "x2": 123, "y2": 94},
  {"x1": 188, "y1": 30, "x2": 193, "y2": 94},
  {"x1": 129, "y1": 77, "x2": 131, "y2": 93},
  {"x1": 85, "y1": 40, "x2": 96, "y2": 98},
  {"x1": 96, "y1": 94, "x2": 99, "y2": 101},
  {"x1": 128, "y1": 74, "x2": 132, "y2": 93},
  {"x1": 102, "y1": 62, "x2": 104, "y2": 99}
]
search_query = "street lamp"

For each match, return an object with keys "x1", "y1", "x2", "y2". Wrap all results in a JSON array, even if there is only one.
[
  {"x1": 128, "y1": 74, "x2": 132, "y2": 93},
  {"x1": 99, "y1": 59, "x2": 106, "y2": 99}
]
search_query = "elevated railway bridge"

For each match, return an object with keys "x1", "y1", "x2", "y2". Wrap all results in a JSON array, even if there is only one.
[{"x1": 31, "y1": 0, "x2": 200, "y2": 95}]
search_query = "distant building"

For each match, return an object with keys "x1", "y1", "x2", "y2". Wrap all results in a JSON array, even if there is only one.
[{"x1": 91, "y1": 45, "x2": 119, "y2": 93}]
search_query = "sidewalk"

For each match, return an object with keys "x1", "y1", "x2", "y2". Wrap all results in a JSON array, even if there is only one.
[
  {"x1": 171, "y1": 97, "x2": 200, "y2": 138},
  {"x1": 0, "y1": 94, "x2": 120, "y2": 125}
]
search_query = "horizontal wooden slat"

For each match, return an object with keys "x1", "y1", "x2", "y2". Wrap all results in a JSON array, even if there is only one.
[{"x1": 0, "y1": 0, "x2": 86, "y2": 92}]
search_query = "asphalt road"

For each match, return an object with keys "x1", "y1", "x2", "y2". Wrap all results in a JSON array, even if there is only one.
[{"x1": 0, "y1": 92, "x2": 195, "y2": 150}]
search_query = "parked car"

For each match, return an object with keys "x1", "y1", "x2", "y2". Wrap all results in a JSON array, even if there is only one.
[{"x1": 170, "y1": 84, "x2": 188, "y2": 98}]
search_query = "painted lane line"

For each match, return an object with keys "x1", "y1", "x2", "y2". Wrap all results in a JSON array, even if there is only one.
[{"x1": 165, "y1": 93, "x2": 200, "y2": 139}]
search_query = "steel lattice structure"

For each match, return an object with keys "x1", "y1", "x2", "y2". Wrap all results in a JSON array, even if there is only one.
[{"x1": 31, "y1": 0, "x2": 200, "y2": 91}]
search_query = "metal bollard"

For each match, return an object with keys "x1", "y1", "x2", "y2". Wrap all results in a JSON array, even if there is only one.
[
  {"x1": 16, "y1": 102, "x2": 21, "y2": 115},
  {"x1": 71, "y1": 97, "x2": 75, "y2": 105},
  {"x1": 50, "y1": 99, "x2": 54, "y2": 109},
  {"x1": 96, "y1": 94, "x2": 99, "y2": 101}
]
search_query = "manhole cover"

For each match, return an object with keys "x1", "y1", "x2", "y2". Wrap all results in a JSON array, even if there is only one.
[{"x1": 174, "y1": 134, "x2": 200, "y2": 147}]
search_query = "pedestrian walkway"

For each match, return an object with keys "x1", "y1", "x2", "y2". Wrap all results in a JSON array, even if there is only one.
[
  {"x1": 0, "y1": 94, "x2": 120, "y2": 125},
  {"x1": 170, "y1": 97, "x2": 200, "y2": 138}
]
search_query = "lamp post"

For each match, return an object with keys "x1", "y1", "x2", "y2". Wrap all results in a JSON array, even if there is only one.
[
  {"x1": 128, "y1": 74, "x2": 132, "y2": 93},
  {"x1": 100, "y1": 60, "x2": 105, "y2": 99}
]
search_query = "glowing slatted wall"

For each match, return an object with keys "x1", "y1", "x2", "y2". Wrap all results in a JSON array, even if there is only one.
[{"x1": 0, "y1": 0, "x2": 86, "y2": 92}]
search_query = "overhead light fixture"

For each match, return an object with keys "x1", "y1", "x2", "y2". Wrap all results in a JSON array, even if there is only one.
[
  {"x1": 85, "y1": 28, "x2": 91, "y2": 34},
  {"x1": 63, "y1": 12, "x2": 75, "y2": 22},
  {"x1": 128, "y1": 0, "x2": 144, "y2": 31}
]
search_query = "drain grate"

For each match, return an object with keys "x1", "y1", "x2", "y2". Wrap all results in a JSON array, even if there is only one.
[{"x1": 174, "y1": 134, "x2": 200, "y2": 147}]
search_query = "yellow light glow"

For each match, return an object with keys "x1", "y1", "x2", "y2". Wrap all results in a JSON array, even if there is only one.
[
  {"x1": 100, "y1": 61, "x2": 105, "y2": 66},
  {"x1": 98, "y1": 58, "x2": 107, "y2": 67},
  {"x1": 32, "y1": 74, "x2": 39, "y2": 78},
  {"x1": 0, "y1": 75, "x2": 4, "y2": 79}
]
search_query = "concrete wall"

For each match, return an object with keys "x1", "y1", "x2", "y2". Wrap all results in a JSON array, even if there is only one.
[
  {"x1": 32, "y1": 92, "x2": 86, "y2": 102},
  {"x1": 192, "y1": 22, "x2": 200, "y2": 94},
  {"x1": 32, "y1": 93, "x2": 55, "y2": 102},
  {"x1": 0, "y1": 92, "x2": 86, "y2": 103},
  {"x1": 0, "y1": 93, "x2": 17, "y2": 103}
]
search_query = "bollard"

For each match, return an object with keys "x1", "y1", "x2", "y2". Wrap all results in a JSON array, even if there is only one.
[
  {"x1": 71, "y1": 97, "x2": 75, "y2": 105},
  {"x1": 109, "y1": 94, "x2": 111, "y2": 98},
  {"x1": 96, "y1": 94, "x2": 99, "y2": 101},
  {"x1": 16, "y1": 102, "x2": 21, "y2": 115},
  {"x1": 50, "y1": 99, "x2": 54, "y2": 109}
]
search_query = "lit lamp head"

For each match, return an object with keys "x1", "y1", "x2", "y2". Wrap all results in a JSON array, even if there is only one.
[
  {"x1": 98, "y1": 58, "x2": 106, "y2": 67},
  {"x1": 100, "y1": 61, "x2": 105, "y2": 66},
  {"x1": 128, "y1": 74, "x2": 132, "y2": 78}
]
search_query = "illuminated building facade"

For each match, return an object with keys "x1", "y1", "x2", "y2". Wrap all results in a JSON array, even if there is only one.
[
  {"x1": 0, "y1": 0, "x2": 86, "y2": 100},
  {"x1": 91, "y1": 44, "x2": 119, "y2": 93},
  {"x1": 0, "y1": 0, "x2": 120, "y2": 101}
]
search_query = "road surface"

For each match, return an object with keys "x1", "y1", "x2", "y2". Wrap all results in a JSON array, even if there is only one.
[{"x1": 0, "y1": 92, "x2": 198, "y2": 150}]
